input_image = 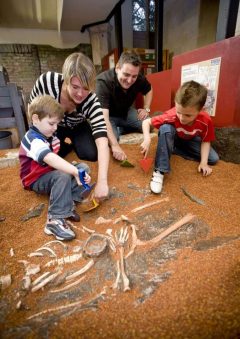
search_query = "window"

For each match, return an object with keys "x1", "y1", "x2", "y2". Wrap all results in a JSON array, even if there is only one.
[{"x1": 132, "y1": 0, "x2": 155, "y2": 32}]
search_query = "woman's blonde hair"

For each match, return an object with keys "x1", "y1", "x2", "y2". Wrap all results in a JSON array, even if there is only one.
[
  {"x1": 62, "y1": 52, "x2": 96, "y2": 92},
  {"x1": 28, "y1": 95, "x2": 64, "y2": 121}
]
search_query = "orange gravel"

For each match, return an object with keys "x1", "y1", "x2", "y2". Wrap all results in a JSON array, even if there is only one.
[{"x1": 0, "y1": 137, "x2": 239, "y2": 338}]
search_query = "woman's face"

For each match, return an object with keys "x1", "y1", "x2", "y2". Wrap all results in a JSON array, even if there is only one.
[{"x1": 67, "y1": 76, "x2": 90, "y2": 104}]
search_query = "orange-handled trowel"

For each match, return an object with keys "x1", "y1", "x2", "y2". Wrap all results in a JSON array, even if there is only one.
[{"x1": 78, "y1": 169, "x2": 100, "y2": 212}]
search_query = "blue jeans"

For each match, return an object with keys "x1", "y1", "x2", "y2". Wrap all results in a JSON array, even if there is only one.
[
  {"x1": 110, "y1": 107, "x2": 143, "y2": 141},
  {"x1": 154, "y1": 124, "x2": 219, "y2": 173},
  {"x1": 57, "y1": 121, "x2": 98, "y2": 161},
  {"x1": 31, "y1": 163, "x2": 90, "y2": 220}
]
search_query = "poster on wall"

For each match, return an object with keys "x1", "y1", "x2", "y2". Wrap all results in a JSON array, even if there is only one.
[{"x1": 181, "y1": 57, "x2": 221, "y2": 116}]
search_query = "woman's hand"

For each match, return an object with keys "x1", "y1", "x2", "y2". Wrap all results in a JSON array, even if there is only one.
[{"x1": 94, "y1": 181, "x2": 109, "y2": 201}]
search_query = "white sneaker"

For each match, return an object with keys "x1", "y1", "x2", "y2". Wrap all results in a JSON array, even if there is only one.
[{"x1": 150, "y1": 170, "x2": 164, "y2": 194}]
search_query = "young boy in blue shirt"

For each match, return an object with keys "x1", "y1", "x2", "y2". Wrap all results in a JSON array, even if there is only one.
[
  {"x1": 19, "y1": 95, "x2": 91, "y2": 241},
  {"x1": 141, "y1": 81, "x2": 219, "y2": 194}
]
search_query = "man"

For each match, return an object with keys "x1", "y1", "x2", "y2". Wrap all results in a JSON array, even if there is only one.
[{"x1": 96, "y1": 50, "x2": 153, "y2": 161}]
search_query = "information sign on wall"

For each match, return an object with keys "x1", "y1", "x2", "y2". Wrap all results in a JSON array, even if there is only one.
[{"x1": 181, "y1": 57, "x2": 221, "y2": 116}]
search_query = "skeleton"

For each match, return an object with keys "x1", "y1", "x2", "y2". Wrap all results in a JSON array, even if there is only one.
[{"x1": 12, "y1": 195, "x2": 196, "y2": 321}]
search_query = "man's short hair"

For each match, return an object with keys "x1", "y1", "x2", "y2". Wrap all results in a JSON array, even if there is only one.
[{"x1": 117, "y1": 50, "x2": 142, "y2": 68}]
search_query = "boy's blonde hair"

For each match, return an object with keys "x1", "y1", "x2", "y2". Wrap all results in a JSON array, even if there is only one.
[
  {"x1": 175, "y1": 80, "x2": 207, "y2": 111},
  {"x1": 28, "y1": 95, "x2": 64, "y2": 121},
  {"x1": 62, "y1": 52, "x2": 96, "y2": 92}
]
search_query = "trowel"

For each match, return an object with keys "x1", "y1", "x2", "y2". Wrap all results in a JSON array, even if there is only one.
[
  {"x1": 120, "y1": 159, "x2": 135, "y2": 167},
  {"x1": 139, "y1": 157, "x2": 153, "y2": 173},
  {"x1": 78, "y1": 169, "x2": 100, "y2": 212},
  {"x1": 78, "y1": 168, "x2": 95, "y2": 199}
]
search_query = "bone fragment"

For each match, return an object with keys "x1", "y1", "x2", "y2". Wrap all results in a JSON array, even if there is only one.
[
  {"x1": 125, "y1": 224, "x2": 138, "y2": 258},
  {"x1": 35, "y1": 246, "x2": 57, "y2": 257},
  {"x1": 72, "y1": 245, "x2": 83, "y2": 253},
  {"x1": 82, "y1": 225, "x2": 95, "y2": 234},
  {"x1": 95, "y1": 216, "x2": 112, "y2": 224},
  {"x1": 119, "y1": 247, "x2": 130, "y2": 292},
  {"x1": 136, "y1": 213, "x2": 195, "y2": 247},
  {"x1": 107, "y1": 238, "x2": 116, "y2": 252},
  {"x1": 28, "y1": 252, "x2": 44, "y2": 257},
  {"x1": 66, "y1": 259, "x2": 94, "y2": 281},
  {"x1": 0, "y1": 274, "x2": 12, "y2": 289},
  {"x1": 31, "y1": 271, "x2": 61, "y2": 292},
  {"x1": 10, "y1": 248, "x2": 14, "y2": 257},
  {"x1": 45, "y1": 253, "x2": 82, "y2": 267},
  {"x1": 21, "y1": 275, "x2": 31, "y2": 290},
  {"x1": 113, "y1": 214, "x2": 129, "y2": 224},
  {"x1": 106, "y1": 229, "x2": 113, "y2": 236},
  {"x1": 32, "y1": 272, "x2": 51, "y2": 286},
  {"x1": 27, "y1": 299, "x2": 83, "y2": 320},
  {"x1": 42, "y1": 240, "x2": 67, "y2": 249},
  {"x1": 131, "y1": 197, "x2": 169, "y2": 213},
  {"x1": 25, "y1": 264, "x2": 41, "y2": 276},
  {"x1": 50, "y1": 276, "x2": 85, "y2": 293},
  {"x1": 112, "y1": 260, "x2": 121, "y2": 289},
  {"x1": 16, "y1": 300, "x2": 22, "y2": 310}
]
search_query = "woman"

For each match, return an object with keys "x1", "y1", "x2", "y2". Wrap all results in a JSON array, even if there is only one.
[{"x1": 30, "y1": 52, "x2": 109, "y2": 200}]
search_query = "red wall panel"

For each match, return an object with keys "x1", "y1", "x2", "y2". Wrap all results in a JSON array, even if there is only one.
[
  {"x1": 147, "y1": 70, "x2": 172, "y2": 114},
  {"x1": 171, "y1": 36, "x2": 240, "y2": 127}
]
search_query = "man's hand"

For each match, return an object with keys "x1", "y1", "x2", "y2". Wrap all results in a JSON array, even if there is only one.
[
  {"x1": 198, "y1": 163, "x2": 213, "y2": 176},
  {"x1": 94, "y1": 181, "x2": 109, "y2": 201},
  {"x1": 111, "y1": 144, "x2": 127, "y2": 161},
  {"x1": 137, "y1": 108, "x2": 149, "y2": 120}
]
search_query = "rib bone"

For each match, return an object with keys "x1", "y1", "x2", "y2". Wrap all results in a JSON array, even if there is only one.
[
  {"x1": 31, "y1": 271, "x2": 61, "y2": 292},
  {"x1": 131, "y1": 197, "x2": 169, "y2": 213},
  {"x1": 66, "y1": 259, "x2": 94, "y2": 281}
]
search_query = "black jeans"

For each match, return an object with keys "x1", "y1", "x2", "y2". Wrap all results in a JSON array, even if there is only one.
[{"x1": 57, "y1": 121, "x2": 98, "y2": 161}]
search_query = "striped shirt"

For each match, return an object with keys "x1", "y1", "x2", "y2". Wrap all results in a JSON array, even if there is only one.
[
  {"x1": 30, "y1": 72, "x2": 107, "y2": 139},
  {"x1": 19, "y1": 126, "x2": 60, "y2": 189},
  {"x1": 151, "y1": 107, "x2": 215, "y2": 142}
]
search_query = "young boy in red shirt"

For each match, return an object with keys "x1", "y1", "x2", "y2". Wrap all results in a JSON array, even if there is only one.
[{"x1": 141, "y1": 80, "x2": 219, "y2": 194}]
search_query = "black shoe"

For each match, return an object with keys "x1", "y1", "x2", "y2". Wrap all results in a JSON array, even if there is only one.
[{"x1": 68, "y1": 210, "x2": 80, "y2": 222}]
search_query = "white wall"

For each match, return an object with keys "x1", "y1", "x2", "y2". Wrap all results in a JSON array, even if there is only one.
[
  {"x1": 163, "y1": 0, "x2": 200, "y2": 56},
  {"x1": 235, "y1": 3, "x2": 240, "y2": 36},
  {"x1": 0, "y1": 28, "x2": 89, "y2": 48}
]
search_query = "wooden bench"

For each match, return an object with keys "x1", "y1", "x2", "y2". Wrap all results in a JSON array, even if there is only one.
[{"x1": 0, "y1": 68, "x2": 28, "y2": 141}]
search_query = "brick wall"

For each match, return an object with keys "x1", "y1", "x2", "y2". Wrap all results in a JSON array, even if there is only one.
[{"x1": 0, "y1": 43, "x2": 92, "y2": 103}]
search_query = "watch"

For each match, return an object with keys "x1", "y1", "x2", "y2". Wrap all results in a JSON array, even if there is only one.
[{"x1": 144, "y1": 107, "x2": 150, "y2": 113}]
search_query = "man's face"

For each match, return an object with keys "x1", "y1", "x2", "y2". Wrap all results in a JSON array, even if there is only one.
[
  {"x1": 175, "y1": 103, "x2": 200, "y2": 126},
  {"x1": 67, "y1": 76, "x2": 90, "y2": 104},
  {"x1": 116, "y1": 63, "x2": 140, "y2": 90}
]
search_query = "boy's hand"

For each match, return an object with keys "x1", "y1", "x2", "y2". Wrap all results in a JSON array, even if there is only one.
[
  {"x1": 140, "y1": 138, "x2": 151, "y2": 158},
  {"x1": 198, "y1": 163, "x2": 213, "y2": 176},
  {"x1": 84, "y1": 172, "x2": 91, "y2": 184}
]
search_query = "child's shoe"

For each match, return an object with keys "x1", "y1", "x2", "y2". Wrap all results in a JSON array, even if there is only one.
[
  {"x1": 45, "y1": 219, "x2": 75, "y2": 241},
  {"x1": 67, "y1": 210, "x2": 80, "y2": 222},
  {"x1": 150, "y1": 170, "x2": 164, "y2": 194}
]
